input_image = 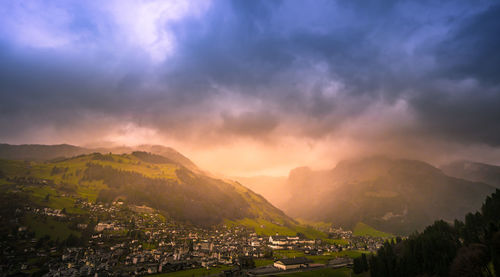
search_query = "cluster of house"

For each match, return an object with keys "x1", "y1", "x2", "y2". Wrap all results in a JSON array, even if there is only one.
[
  {"x1": 268, "y1": 235, "x2": 316, "y2": 249},
  {"x1": 30, "y1": 201, "x2": 277, "y2": 275},
  {"x1": 328, "y1": 227, "x2": 353, "y2": 239},
  {"x1": 3, "y1": 193, "x2": 382, "y2": 276},
  {"x1": 349, "y1": 235, "x2": 385, "y2": 252},
  {"x1": 44, "y1": 227, "x2": 272, "y2": 275}
]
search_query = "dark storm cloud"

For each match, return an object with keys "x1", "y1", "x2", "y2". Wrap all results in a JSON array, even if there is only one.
[
  {"x1": 0, "y1": 0, "x2": 499, "y2": 149},
  {"x1": 410, "y1": 3, "x2": 500, "y2": 146},
  {"x1": 435, "y1": 4, "x2": 500, "y2": 85}
]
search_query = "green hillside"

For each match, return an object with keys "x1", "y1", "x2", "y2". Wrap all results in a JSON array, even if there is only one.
[
  {"x1": 0, "y1": 151, "x2": 294, "y2": 227},
  {"x1": 0, "y1": 143, "x2": 201, "y2": 172},
  {"x1": 353, "y1": 222, "x2": 393, "y2": 238}
]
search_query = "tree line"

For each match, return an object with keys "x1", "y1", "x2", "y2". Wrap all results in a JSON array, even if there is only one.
[{"x1": 353, "y1": 189, "x2": 500, "y2": 276}]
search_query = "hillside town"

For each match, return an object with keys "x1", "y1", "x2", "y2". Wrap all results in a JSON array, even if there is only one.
[
  {"x1": 1, "y1": 196, "x2": 387, "y2": 276},
  {"x1": 0, "y1": 194, "x2": 390, "y2": 276}
]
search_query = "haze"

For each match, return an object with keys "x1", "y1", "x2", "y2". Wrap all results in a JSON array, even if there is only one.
[{"x1": 1, "y1": 1, "x2": 500, "y2": 176}]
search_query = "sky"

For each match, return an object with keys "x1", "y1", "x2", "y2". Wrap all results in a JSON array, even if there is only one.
[{"x1": 1, "y1": 0, "x2": 500, "y2": 176}]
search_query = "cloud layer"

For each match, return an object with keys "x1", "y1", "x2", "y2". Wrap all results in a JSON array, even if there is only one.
[{"x1": 1, "y1": 0, "x2": 499, "y2": 175}]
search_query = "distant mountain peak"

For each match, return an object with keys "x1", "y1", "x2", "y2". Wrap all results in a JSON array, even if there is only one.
[{"x1": 279, "y1": 156, "x2": 495, "y2": 235}]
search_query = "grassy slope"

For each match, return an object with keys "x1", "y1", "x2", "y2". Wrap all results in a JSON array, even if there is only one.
[
  {"x1": 254, "y1": 259, "x2": 274, "y2": 267},
  {"x1": 1, "y1": 153, "x2": 183, "y2": 209},
  {"x1": 353, "y1": 222, "x2": 393, "y2": 238},
  {"x1": 0, "y1": 153, "x2": 298, "y2": 229},
  {"x1": 24, "y1": 213, "x2": 80, "y2": 240},
  {"x1": 0, "y1": 154, "x2": 181, "y2": 242},
  {"x1": 28, "y1": 186, "x2": 89, "y2": 214},
  {"x1": 224, "y1": 179, "x2": 295, "y2": 225}
]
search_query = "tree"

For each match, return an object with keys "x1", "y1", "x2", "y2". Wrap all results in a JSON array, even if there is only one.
[
  {"x1": 354, "y1": 254, "x2": 369, "y2": 274},
  {"x1": 449, "y1": 244, "x2": 492, "y2": 277},
  {"x1": 482, "y1": 189, "x2": 500, "y2": 224},
  {"x1": 491, "y1": 231, "x2": 500, "y2": 276},
  {"x1": 64, "y1": 233, "x2": 80, "y2": 247},
  {"x1": 238, "y1": 256, "x2": 255, "y2": 269},
  {"x1": 263, "y1": 247, "x2": 273, "y2": 258},
  {"x1": 353, "y1": 257, "x2": 363, "y2": 274},
  {"x1": 364, "y1": 190, "x2": 500, "y2": 277},
  {"x1": 361, "y1": 253, "x2": 369, "y2": 271}
]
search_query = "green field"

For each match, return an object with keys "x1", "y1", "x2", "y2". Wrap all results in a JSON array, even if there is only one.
[
  {"x1": 255, "y1": 259, "x2": 274, "y2": 267},
  {"x1": 75, "y1": 180, "x2": 106, "y2": 202},
  {"x1": 26, "y1": 186, "x2": 86, "y2": 214},
  {"x1": 24, "y1": 213, "x2": 80, "y2": 241},
  {"x1": 91, "y1": 158, "x2": 179, "y2": 181},
  {"x1": 152, "y1": 265, "x2": 231, "y2": 277},
  {"x1": 353, "y1": 222, "x2": 393, "y2": 238},
  {"x1": 323, "y1": 238, "x2": 349, "y2": 246},
  {"x1": 274, "y1": 249, "x2": 371, "y2": 265}
]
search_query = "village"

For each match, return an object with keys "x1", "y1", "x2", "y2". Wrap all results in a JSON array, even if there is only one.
[{"x1": 1, "y1": 198, "x2": 386, "y2": 276}]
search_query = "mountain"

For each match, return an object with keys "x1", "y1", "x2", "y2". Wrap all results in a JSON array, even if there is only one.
[
  {"x1": 0, "y1": 143, "x2": 90, "y2": 161},
  {"x1": 441, "y1": 160, "x2": 500, "y2": 188},
  {"x1": 0, "y1": 143, "x2": 200, "y2": 173},
  {"x1": 133, "y1": 145, "x2": 201, "y2": 173},
  {"x1": 0, "y1": 149, "x2": 293, "y2": 227},
  {"x1": 279, "y1": 156, "x2": 495, "y2": 235}
]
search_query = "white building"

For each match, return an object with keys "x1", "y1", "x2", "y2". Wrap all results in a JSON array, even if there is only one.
[{"x1": 269, "y1": 235, "x2": 288, "y2": 245}]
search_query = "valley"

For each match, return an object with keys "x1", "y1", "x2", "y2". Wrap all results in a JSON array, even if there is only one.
[
  {"x1": 2, "y1": 1, "x2": 500, "y2": 275},
  {"x1": 0, "y1": 146, "x2": 386, "y2": 276},
  {"x1": 1, "y1": 144, "x2": 500, "y2": 276}
]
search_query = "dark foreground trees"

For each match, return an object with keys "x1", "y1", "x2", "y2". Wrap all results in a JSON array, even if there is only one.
[{"x1": 354, "y1": 189, "x2": 500, "y2": 277}]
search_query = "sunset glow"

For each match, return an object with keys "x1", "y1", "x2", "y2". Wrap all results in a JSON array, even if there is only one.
[
  {"x1": 2, "y1": 1, "x2": 500, "y2": 276},
  {"x1": 1, "y1": 1, "x2": 500, "y2": 175}
]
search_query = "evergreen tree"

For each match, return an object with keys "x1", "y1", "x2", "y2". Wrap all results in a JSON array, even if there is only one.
[
  {"x1": 353, "y1": 257, "x2": 363, "y2": 274},
  {"x1": 364, "y1": 190, "x2": 500, "y2": 277},
  {"x1": 361, "y1": 253, "x2": 368, "y2": 271}
]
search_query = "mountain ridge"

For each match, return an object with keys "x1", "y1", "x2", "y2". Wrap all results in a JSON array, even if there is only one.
[
  {"x1": 271, "y1": 156, "x2": 495, "y2": 235},
  {"x1": 441, "y1": 160, "x2": 500, "y2": 188},
  {"x1": 0, "y1": 143, "x2": 201, "y2": 173}
]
